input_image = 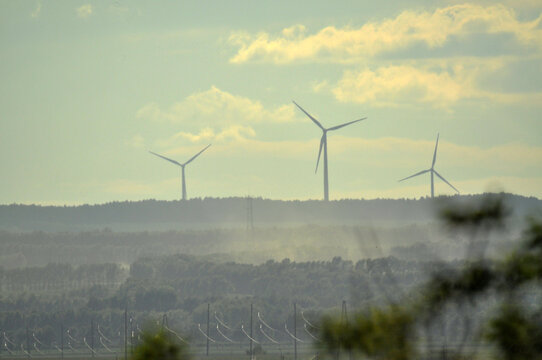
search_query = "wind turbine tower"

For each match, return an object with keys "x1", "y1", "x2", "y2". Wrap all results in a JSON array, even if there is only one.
[
  {"x1": 398, "y1": 134, "x2": 459, "y2": 198},
  {"x1": 293, "y1": 101, "x2": 366, "y2": 201},
  {"x1": 149, "y1": 144, "x2": 211, "y2": 200}
]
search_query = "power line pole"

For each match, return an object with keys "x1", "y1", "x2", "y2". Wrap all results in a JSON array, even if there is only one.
[
  {"x1": 130, "y1": 316, "x2": 133, "y2": 356},
  {"x1": 26, "y1": 326, "x2": 30, "y2": 360},
  {"x1": 341, "y1": 300, "x2": 348, "y2": 323},
  {"x1": 341, "y1": 300, "x2": 351, "y2": 360},
  {"x1": 91, "y1": 319, "x2": 95, "y2": 358},
  {"x1": 206, "y1": 303, "x2": 210, "y2": 356},
  {"x1": 60, "y1": 323, "x2": 64, "y2": 360},
  {"x1": 246, "y1": 196, "x2": 254, "y2": 238},
  {"x1": 162, "y1": 314, "x2": 168, "y2": 329},
  {"x1": 250, "y1": 303, "x2": 253, "y2": 357},
  {"x1": 294, "y1": 302, "x2": 297, "y2": 360},
  {"x1": 124, "y1": 304, "x2": 128, "y2": 360}
]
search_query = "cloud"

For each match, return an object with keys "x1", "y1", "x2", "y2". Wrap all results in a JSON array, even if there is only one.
[
  {"x1": 125, "y1": 134, "x2": 145, "y2": 149},
  {"x1": 229, "y1": 4, "x2": 542, "y2": 64},
  {"x1": 31, "y1": 1, "x2": 41, "y2": 18},
  {"x1": 329, "y1": 57, "x2": 542, "y2": 107},
  {"x1": 137, "y1": 86, "x2": 296, "y2": 126},
  {"x1": 76, "y1": 4, "x2": 93, "y2": 18},
  {"x1": 157, "y1": 126, "x2": 257, "y2": 147},
  {"x1": 332, "y1": 64, "x2": 481, "y2": 107},
  {"x1": 137, "y1": 86, "x2": 299, "y2": 148},
  {"x1": 312, "y1": 80, "x2": 329, "y2": 93}
]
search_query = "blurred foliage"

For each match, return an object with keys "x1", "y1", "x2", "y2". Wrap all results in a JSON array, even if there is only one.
[
  {"x1": 319, "y1": 194, "x2": 542, "y2": 359},
  {"x1": 132, "y1": 329, "x2": 189, "y2": 360},
  {"x1": 486, "y1": 304, "x2": 542, "y2": 360},
  {"x1": 320, "y1": 306, "x2": 414, "y2": 360}
]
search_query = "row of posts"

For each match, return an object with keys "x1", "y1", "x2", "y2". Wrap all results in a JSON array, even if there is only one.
[
  {"x1": 3, "y1": 301, "x2": 349, "y2": 359},
  {"x1": 201, "y1": 302, "x2": 299, "y2": 360},
  {"x1": 4, "y1": 306, "x2": 131, "y2": 360}
]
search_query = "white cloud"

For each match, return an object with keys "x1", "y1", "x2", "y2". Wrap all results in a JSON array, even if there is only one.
[
  {"x1": 31, "y1": 1, "x2": 41, "y2": 18},
  {"x1": 157, "y1": 126, "x2": 257, "y2": 147},
  {"x1": 125, "y1": 134, "x2": 145, "y2": 149},
  {"x1": 137, "y1": 87, "x2": 300, "y2": 148},
  {"x1": 137, "y1": 86, "x2": 296, "y2": 126},
  {"x1": 229, "y1": 4, "x2": 542, "y2": 64},
  {"x1": 330, "y1": 57, "x2": 542, "y2": 107},
  {"x1": 332, "y1": 64, "x2": 481, "y2": 108},
  {"x1": 76, "y1": 4, "x2": 93, "y2": 19},
  {"x1": 312, "y1": 80, "x2": 329, "y2": 93}
]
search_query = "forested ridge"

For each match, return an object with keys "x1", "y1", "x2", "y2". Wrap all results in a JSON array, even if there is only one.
[
  {"x1": 1, "y1": 194, "x2": 539, "y2": 232},
  {"x1": 0, "y1": 223, "x2": 489, "y2": 268}
]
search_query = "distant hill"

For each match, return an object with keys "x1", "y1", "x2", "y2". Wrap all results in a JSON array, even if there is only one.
[{"x1": 0, "y1": 193, "x2": 540, "y2": 232}]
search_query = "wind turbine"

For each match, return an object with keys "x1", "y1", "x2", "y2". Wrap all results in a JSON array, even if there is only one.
[
  {"x1": 293, "y1": 101, "x2": 366, "y2": 201},
  {"x1": 398, "y1": 134, "x2": 459, "y2": 198},
  {"x1": 149, "y1": 144, "x2": 211, "y2": 200}
]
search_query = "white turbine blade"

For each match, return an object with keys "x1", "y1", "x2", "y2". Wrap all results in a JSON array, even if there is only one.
[
  {"x1": 327, "y1": 117, "x2": 366, "y2": 131},
  {"x1": 432, "y1": 133, "x2": 439, "y2": 168},
  {"x1": 183, "y1": 144, "x2": 211, "y2": 166},
  {"x1": 398, "y1": 169, "x2": 430, "y2": 182},
  {"x1": 433, "y1": 170, "x2": 459, "y2": 193},
  {"x1": 149, "y1": 151, "x2": 182, "y2": 167},
  {"x1": 292, "y1": 101, "x2": 325, "y2": 130},
  {"x1": 315, "y1": 134, "x2": 325, "y2": 173}
]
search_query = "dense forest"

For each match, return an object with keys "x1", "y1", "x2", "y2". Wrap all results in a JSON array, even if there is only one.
[
  {"x1": 0, "y1": 254, "x2": 449, "y2": 349},
  {"x1": 0, "y1": 224, "x2": 458, "y2": 268},
  {"x1": 1, "y1": 194, "x2": 538, "y2": 269},
  {"x1": 0, "y1": 194, "x2": 540, "y2": 356},
  {"x1": 1, "y1": 194, "x2": 539, "y2": 232}
]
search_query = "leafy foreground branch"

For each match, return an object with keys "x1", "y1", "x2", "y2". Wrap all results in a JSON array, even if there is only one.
[
  {"x1": 319, "y1": 196, "x2": 542, "y2": 360},
  {"x1": 133, "y1": 329, "x2": 190, "y2": 360}
]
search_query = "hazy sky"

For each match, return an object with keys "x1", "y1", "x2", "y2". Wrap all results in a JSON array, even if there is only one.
[{"x1": 1, "y1": 0, "x2": 541, "y2": 204}]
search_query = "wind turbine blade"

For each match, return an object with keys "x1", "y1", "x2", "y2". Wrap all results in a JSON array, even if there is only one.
[
  {"x1": 149, "y1": 151, "x2": 182, "y2": 167},
  {"x1": 432, "y1": 133, "x2": 439, "y2": 168},
  {"x1": 183, "y1": 144, "x2": 211, "y2": 166},
  {"x1": 315, "y1": 135, "x2": 325, "y2": 173},
  {"x1": 398, "y1": 169, "x2": 430, "y2": 182},
  {"x1": 292, "y1": 101, "x2": 325, "y2": 130},
  {"x1": 433, "y1": 170, "x2": 459, "y2": 193},
  {"x1": 327, "y1": 117, "x2": 367, "y2": 131}
]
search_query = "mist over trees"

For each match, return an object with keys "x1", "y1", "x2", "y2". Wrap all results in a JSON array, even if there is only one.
[
  {"x1": 0, "y1": 195, "x2": 538, "y2": 269},
  {"x1": 0, "y1": 253, "x2": 443, "y2": 346},
  {"x1": 0, "y1": 194, "x2": 540, "y2": 358}
]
